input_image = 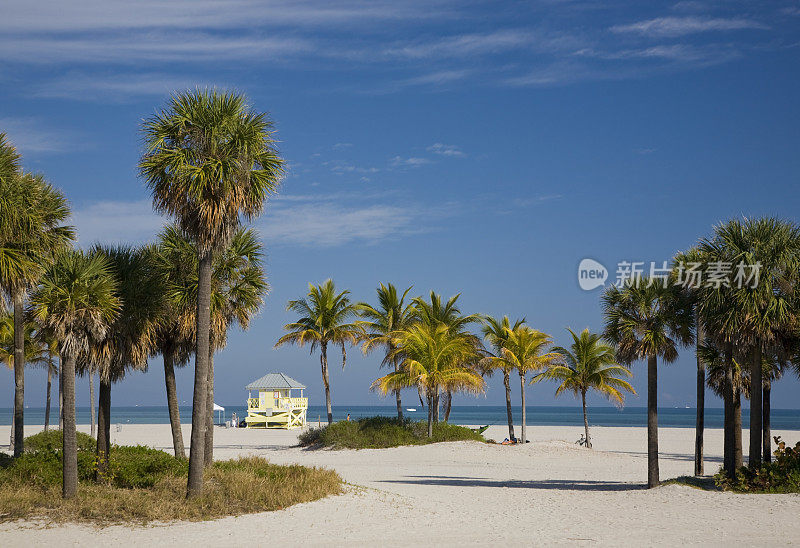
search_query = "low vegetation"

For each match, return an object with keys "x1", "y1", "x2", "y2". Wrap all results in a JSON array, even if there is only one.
[
  {"x1": 298, "y1": 416, "x2": 485, "y2": 449},
  {"x1": 0, "y1": 432, "x2": 342, "y2": 523},
  {"x1": 715, "y1": 437, "x2": 800, "y2": 493}
]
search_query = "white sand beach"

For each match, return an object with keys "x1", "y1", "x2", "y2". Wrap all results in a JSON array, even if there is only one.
[{"x1": 2, "y1": 424, "x2": 800, "y2": 546}]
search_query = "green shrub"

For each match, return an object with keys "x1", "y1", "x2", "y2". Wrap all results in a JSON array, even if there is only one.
[
  {"x1": 715, "y1": 436, "x2": 800, "y2": 493},
  {"x1": 108, "y1": 445, "x2": 187, "y2": 488},
  {"x1": 24, "y1": 430, "x2": 96, "y2": 454},
  {"x1": 298, "y1": 416, "x2": 484, "y2": 449}
]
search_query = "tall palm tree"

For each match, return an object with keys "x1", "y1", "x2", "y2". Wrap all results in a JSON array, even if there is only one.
[
  {"x1": 0, "y1": 167, "x2": 73, "y2": 456},
  {"x1": 534, "y1": 328, "x2": 635, "y2": 448},
  {"x1": 709, "y1": 218, "x2": 800, "y2": 467},
  {"x1": 140, "y1": 89, "x2": 284, "y2": 497},
  {"x1": 480, "y1": 316, "x2": 525, "y2": 440},
  {"x1": 602, "y1": 279, "x2": 693, "y2": 488},
  {"x1": 88, "y1": 245, "x2": 165, "y2": 478},
  {"x1": 38, "y1": 334, "x2": 59, "y2": 432},
  {"x1": 412, "y1": 291, "x2": 481, "y2": 421},
  {"x1": 276, "y1": 279, "x2": 360, "y2": 425},
  {"x1": 358, "y1": 283, "x2": 416, "y2": 420},
  {"x1": 673, "y1": 246, "x2": 708, "y2": 476},
  {"x1": 372, "y1": 323, "x2": 485, "y2": 437},
  {"x1": 481, "y1": 325, "x2": 560, "y2": 444},
  {"x1": 30, "y1": 250, "x2": 120, "y2": 498}
]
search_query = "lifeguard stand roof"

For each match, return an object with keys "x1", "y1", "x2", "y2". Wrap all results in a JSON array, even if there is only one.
[{"x1": 246, "y1": 372, "x2": 306, "y2": 390}]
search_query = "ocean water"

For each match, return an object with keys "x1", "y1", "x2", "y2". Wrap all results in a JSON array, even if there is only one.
[{"x1": 3, "y1": 405, "x2": 800, "y2": 430}]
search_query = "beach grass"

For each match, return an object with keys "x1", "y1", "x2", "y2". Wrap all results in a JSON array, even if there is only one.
[
  {"x1": 298, "y1": 416, "x2": 485, "y2": 449},
  {"x1": 0, "y1": 432, "x2": 343, "y2": 524}
]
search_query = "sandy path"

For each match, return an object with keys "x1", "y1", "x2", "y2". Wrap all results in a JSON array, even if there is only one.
[{"x1": 1, "y1": 424, "x2": 799, "y2": 546}]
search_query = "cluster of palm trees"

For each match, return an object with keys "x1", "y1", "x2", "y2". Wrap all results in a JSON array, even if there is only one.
[
  {"x1": 277, "y1": 280, "x2": 636, "y2": 444},
  {"x1": 1, "y1": 89, "x2": 284, "y2": 499},
  {"x1": 603, "y1": 217, "x2": 800, "y2": 488}
]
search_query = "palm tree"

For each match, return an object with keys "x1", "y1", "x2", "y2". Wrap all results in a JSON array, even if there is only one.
[
  {"x1": 480, "y1": 316, "x2": 525, "y2": 440},
  {"x1": 412, "y1": 291, "x2": 481, "y2": 421},
  {"x1": 140, "y1": 89, "x2": 284, "y2": 497},
  {"x1": 602, "y1": 279, "x2": 693, "y2": 488},
  {"x1": 358, "y1": 283, "x2": 416, "y2": 420},
  {"x1": 372, "y1": 323, "x2": 484, "y2": 437},
  {"x1": 534, "y1": 328, "x2": 635, "y2": 448},
  {"x1": 481, "y1": 325, "x2": 560, "y2": 444},
  {"x1": 87, "y1": 245, "x2": 165, "y2": 478},
  {"x1": 39, "y1": 334, "x2": 59, "y2": 431},
  {"x1": 709, "y1": 218, "x2": 800, "y2": 467},
  {"x1": 276, "y1": 280, "x2": 360, "y2": 425},
  {"x1": 0, "y1": 167, "x2": 73, "y2": 456},
  {"x1": 30, "y1": 250, "x2": 120, "y2": 498},
  {"x1": 673, "y1": 246, "x2": 708, "y2": 476}
]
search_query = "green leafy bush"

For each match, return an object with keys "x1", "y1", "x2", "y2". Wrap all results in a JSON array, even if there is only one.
[
  {"x1": 108, "y1": 445, "x2": 187, "y2": 488},
  {"x1": 298, "y1": 416, "x2": 485, "y2": 449},
  {"x1": 24, "y1": 430, "x2": 96, "y2": 454},
  {"x1": 715, "y1": 437, "x2": 800, "y2": 493}
]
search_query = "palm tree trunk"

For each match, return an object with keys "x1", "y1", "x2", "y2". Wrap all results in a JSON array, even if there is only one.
[
  {"x1": 723, "y1": 344, "x2": 735, "y2": 476},
  {"x1": 394, "y1": 357, "x2": 403, "y2": 421},
  {"x1": 647, "y1": 355, "x2": 659, "y2": 488},
  {"x1": 89, "y1": 373, "x2": 96, "y2": 439},
  {"x1": 44, "y1": 366, "x2": 52, "y2": 432},
  {"x1": 433, "y1": 393, "x2": 440, "y2": 423},
  {"x1": 320, "y1": 342, "x2": 333, "y2": 424},
  {"x1": 443, "y1": 391, "x2": 452, "y2": 422},
  {"x1": 59, "y1": 362, "x2": 63, "y2": 430},
  {"x1": 426, "y1": 393, "x2": 433, "y2": 438},
  {"x1": 187, "y1": 251, "x2": 212, "y2": 498},
  {"x1": 762, "y1": 381, "x2": 771, "y2": 463},
  {"x1": 733, "y1": 387, "x2": 743, "y2": 469},
  {"x1": 204, "y1": 350, "x2": 215, "y2": 467},
  {"x1": 581, "y1": 390, "x2": 591, "y2": 449},
  {"x1": 519, "y1": 373, "x2": 527, "y2": 444},
  {"x1": 749, "y1": 343, "x2": 763, "y2": 467},
  {"x1": 12, "y1": 288, "x2": 25, "y2": 458},
  {"x1": 503, "y1": 370, "x2": 515, "y2": 441},
  {"x1": 96, "y1": 378, "x2": 111, "y2": 480},
  {"x1": 694, "y1": 316, "x2": 704, "y2": 476},
  {"x1": 164, "y1": 350, "x2": 185, "y2": 459},
  {"x1": 62, "y1": 353, "x2": 78, "y2": 499}
]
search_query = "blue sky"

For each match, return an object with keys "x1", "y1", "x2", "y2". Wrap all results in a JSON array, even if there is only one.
[{"x1": 2, "y1": 1, "x2": 800, "y2": 411}]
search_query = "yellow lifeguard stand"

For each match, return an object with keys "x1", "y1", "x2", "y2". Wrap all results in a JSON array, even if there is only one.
[{"x1": 245, "y1": 373, "x2": 308, "y2": 429}]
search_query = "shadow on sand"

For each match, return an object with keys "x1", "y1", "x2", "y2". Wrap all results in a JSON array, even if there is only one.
[{"x1": 378, "y1": 475, "x2": 646, "y2": 491}]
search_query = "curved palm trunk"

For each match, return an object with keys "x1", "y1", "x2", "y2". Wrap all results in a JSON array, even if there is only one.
[
  {"x1": 581, "y1": 390, "x2": 591, "y2": 449},
  {"x1": 433, "y1": 393, "x2": 440, "y2": 424},
  {"x1": 426, "y1": 393, "x2": 433, "y2": 438},
  {"x1": 394, "y1": 357, "x2": 403, "y2": 421},
  {"x1": 163, "y1": 350, "x2": 185, "y2": 459},
  {"x1": 443, "y1": 391, "x2": 452, "y2": 423},
  {"x1": 519, "y1": 373, "x2": 527, "y2": 444},
  {"x1": 762, "y1": 381, "x2": 771, "y2": 463},
  {"x1": 62, "y1": 353, "x2": 78, "y2": 499},
  {"x1": 89, "y1": 373, "x2": 96, "y2": 439},
  {"x1": 204, "y1": 350, "x2": 215, "y2": 467},
  {"x1": 96, "y1": 378, "x2": 111, "y2": 480},
  {"x1": 694, "y1": 317, "x2": 704, "y2": 476},
  {"x1": 749, "y1": 344, "x2": 763, "y2": 467},
  {"x1": 647, "y1": 355, "x2": 659, "y2": 488},
  {"x1": 44, "y1": 366, "x2": 52, "y2": 432},
  {"x1": 733, "y1": 387, "x2": 743, "y2": 469},
  {"x1": 13, "y1": 289, "x2": 25, "y2": 457},
  {"x1": 187, "y1": 251, "x2": 212, "y2": 498},
  {"x1": 722, "y1": 344, "x2": 735, "y2": 476},
  {"x1": 503, "y1": 370, "x2": 515, "y2": 441},
  {"x1": 320, "y1": 342, "x2": 333, "y2": 425}
]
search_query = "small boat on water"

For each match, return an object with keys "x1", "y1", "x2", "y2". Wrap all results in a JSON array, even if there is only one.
[{"x1": 406, "y1": 408, "x2": 417, "y2": 412}]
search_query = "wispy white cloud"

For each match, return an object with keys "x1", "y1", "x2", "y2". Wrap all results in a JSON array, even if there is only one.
[
  {"x1": 33, "y1": 72, "x2": 224, "y2": 101},
  {"x1": 389, "y1": 156, "x2": 432, "y2": 168},
  {"x1": 384, "y1": 29, "x2": 579, "y2": 59},
  {"x1": 611, "y1": 16, "x2": 768, "y2": 38},
  {"x1": 71, "y1": 199, "x2": 166, "y2": 246},
  {"x1": 427, "y1": 143, "x2": 465, "y2": 157},
  {"x1": 0, "y1": 117, "x2": 81, "y2": 154}
]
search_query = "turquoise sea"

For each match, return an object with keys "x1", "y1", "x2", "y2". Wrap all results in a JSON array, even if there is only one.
[{"x1": 3, "y1": 405, "x2": 800, "y2": 429}]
